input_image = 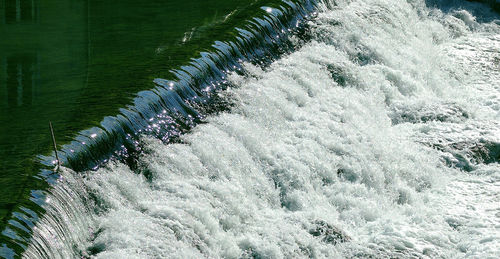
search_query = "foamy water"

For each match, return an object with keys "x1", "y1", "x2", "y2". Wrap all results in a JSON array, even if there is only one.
[{"x1": 24, "y1": 0, "x2": 500, "y2": 258}]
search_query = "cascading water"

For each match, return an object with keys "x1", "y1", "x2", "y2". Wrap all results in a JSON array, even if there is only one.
[{"x1": 2, "y1": 0, "x2": 499, "y2": 258}]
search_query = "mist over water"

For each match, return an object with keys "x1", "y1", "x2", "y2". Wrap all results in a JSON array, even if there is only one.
[{"x1": 20, "y1": 0, "x2": 500, "y2": 258}]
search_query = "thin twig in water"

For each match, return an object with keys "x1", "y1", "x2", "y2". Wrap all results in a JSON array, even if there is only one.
[{"x1": 49, "y1": 122, "x2": 60, "y2": 171}]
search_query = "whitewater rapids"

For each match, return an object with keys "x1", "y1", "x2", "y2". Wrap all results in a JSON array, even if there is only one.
[{"x1": 25, "y1": 0, "x2": 499, "y2": 258}]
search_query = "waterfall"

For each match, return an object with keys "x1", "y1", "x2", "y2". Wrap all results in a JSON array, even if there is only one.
[{"x1": 2, "y1": 0, "x2": 499, "y2": 258}]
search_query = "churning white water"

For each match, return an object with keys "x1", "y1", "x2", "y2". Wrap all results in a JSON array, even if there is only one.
[{"x1": 25, "y1": 0, "x2": 500, "y2": 258}]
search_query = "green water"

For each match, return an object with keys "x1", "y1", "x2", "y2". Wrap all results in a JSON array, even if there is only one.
[{"x1": 0, "y1": 0, "x2": 282, "y2": 230}]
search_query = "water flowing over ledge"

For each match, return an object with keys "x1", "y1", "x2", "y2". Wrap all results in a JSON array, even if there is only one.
[
  {"x1": 2, "y1": 0, "x2": 500, "y2": 257},
  {"x1": 0, "y1": 0, "x2": 326, "y2": 257}
]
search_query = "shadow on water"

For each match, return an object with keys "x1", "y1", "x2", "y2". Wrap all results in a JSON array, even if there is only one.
[{"x1": 425, "y1": 0, "x2": 500, "y2": 22}]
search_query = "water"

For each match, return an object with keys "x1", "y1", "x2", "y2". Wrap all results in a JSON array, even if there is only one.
[
  {"x1": 0, "y1": 0, "x2": 283, "y2": 242},
  {"x1": 3, "y1": 0, "x2": 500, "y2": 258}
]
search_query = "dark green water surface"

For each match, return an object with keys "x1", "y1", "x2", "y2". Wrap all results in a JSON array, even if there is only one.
[{"x1": 0, "y1": 0, "x2": 282, "y2": 232}]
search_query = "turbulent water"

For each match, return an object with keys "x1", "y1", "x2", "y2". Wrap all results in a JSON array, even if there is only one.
[{"x1": 16, "y1": 0, "x2": 500, "y2": 258}]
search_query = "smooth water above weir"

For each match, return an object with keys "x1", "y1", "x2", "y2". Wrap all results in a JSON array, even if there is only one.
[{"x1": 0, "y1": 0, "x2": 283, "y2": 232}]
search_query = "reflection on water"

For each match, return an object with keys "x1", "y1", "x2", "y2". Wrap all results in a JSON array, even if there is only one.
[
  {"x1": 5, "y1": 54, "x2": 37, "y2": 107},
  {"x1": 0, "y1": 0, "x2": 87, "y2": 225},
  {"x1": 0, "y1": 0, "x2": 279, "y2": 252},
  {"x1": 4, "y1": 0, "x2": 38, "y2": 24}
]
